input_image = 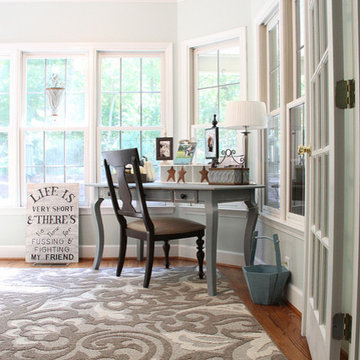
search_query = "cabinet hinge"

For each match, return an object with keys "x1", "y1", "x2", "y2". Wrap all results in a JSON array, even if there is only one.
[
  {"x1": 332, "y1": 313, "x2": 352, "y2": 342},
  {"x1": 336, "y1": 79, "x2": 355, "y2": 109}
]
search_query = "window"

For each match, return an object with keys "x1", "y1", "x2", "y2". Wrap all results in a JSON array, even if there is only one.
[
  {"x1": 0, "y1": 43, "x2": 172, "y2": 208},
  {"x1": 259, "y1": 0, "x2": 306, "y2": 223},
  {"x1": 288, "y1": 101, "x2": 305, "y2": 216},
  {"x1": 22, "y1": 55, "x2": 88, "y2": 204},
  {"x1": 98, "y1": 53, "x2": 163, "y2": 181},
  {"x1": 180, "y1": 28, "x2": 247, "y2": 163},
  {"x1": 295, "y1": 0, "x2": 305, "y2": 98},
  {"x1": 0, "y1": 58, "x2": 10, "y2": 201},
  {"x1": 264, "y1": 16, "x2": 281, "y2": 210}
]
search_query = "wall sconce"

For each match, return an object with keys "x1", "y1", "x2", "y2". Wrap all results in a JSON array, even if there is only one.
[{"x1": 46, "y1": 73, "x2": 65, "y2": 119}]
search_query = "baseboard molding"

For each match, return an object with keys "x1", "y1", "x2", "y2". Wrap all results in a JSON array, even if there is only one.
[
  {"x1": 0, "y1": 245, "x2": 26, "y2": 258},
  {"x1": 177, "y1": 244, "x2": 246, "y2": 267},
  {"x1": 0, "y1": 244, "x2": 245, "y2": 266},
  {"x1": 284, "y1": 282, "x2": 303, "y2": 313}
]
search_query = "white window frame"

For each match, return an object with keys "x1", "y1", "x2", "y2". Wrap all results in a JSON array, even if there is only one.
[
  {"x1": 257, "y1": 0, "x2": 306, "y2": 230},
  {"x1": 191, "y1": 39, "x2": 246, "y2": 165},
  {"x1": 0, "y1": 52, "x2": 17, "y2": 206},
  {"x1": 262, "y1": 12, "x2": 281, "y2": 218},
  {"x1": 286, "y1": 96, "x2": 305, "y2": 225},
  {"x1": 177, "y1": 29, "x2": 247, "y2": 212},
  {"x1": 0, "y1": 42, "x2": 173, "y2": 211},
  {"x1": 292, "y1": 0, "x2": 305, "y2": 99},
  {"x1": 20, "y1": 51, "x2": 90, "y2": 207},
  {"x1": 181, "y1": 28, "x2": 247, "y2": 141},
  {"x1": 96, "y1": 50, "x2": 167, "y2": 183}
]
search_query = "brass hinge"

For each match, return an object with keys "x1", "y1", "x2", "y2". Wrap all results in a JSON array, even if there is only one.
[
  {"x1": 332, "y1": 313, "x2": 352, "y2": 342},
  {"x1": 336, "y1": 79, "x2": 355, "y2": 109}
]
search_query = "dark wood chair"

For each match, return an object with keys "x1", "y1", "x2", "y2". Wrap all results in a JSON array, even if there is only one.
[{"x1": 102, "y1": 148, "x2": 205, "y2": 288}]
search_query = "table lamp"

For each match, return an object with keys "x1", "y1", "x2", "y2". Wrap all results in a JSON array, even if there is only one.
[{"x1": 224, "y1": 101, "x2": 267, "y2": 168}]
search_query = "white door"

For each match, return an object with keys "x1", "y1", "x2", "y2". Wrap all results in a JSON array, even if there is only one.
[
  {"x1": 304, "y1": 0, "x2": 345, "y2": 358},
  {"x1": 350, "y1": 1, "x2": 360, "y2": 358}
]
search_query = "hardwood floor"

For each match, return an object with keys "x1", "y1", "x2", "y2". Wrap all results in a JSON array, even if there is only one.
[{"x1": 0, "y1": 257, "x2": 311, "y2": 360}]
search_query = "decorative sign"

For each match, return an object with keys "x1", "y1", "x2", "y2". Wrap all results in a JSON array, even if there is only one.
[{"x1": 26, "y1": 183, "x2": 79, "y2": 264}]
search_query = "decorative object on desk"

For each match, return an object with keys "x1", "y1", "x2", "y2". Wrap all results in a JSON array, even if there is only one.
[
  {"x1": 166, "y1": 166, "x2": 176, "y2": 182},
  {"x1": 218, "y1": 148, "x2": 245, "y2": 167},
  {"x1": 142, "y1": 156, "x2": 156, "y2": 182},
  {"x1": 208, "y1": 167, "x2": 249, "y2": 185},
  {"x1": 199, "y1": 166, "x2": 209, "y2": 183},
  {"x1": 177, "y1": 166, "x2": 187, "y2": 183},
  {"x1": 224, "y1": 101, "x2": 267, "y2": 169},
  {"x1": 156, "y1": 137, "x2": 173, "y2": 162},
  {"x1": 174, "y1": 140, "x2": 197, "y2": 165},
  {"x1": 46, "y1": 73, "x2": 65, "y2": 120},
  {"x1": 205, "y1": 114, "x2": 219, "y2": 168}
]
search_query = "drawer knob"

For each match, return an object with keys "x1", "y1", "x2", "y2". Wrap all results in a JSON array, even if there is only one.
[{"x1": 180, "y1": 193, "x2": 187, "y2": 199}]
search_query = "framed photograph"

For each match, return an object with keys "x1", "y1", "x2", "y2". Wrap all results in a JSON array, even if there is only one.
[
  {"x1": 156, "y1": 137, "x2": 173, "y2": 161},
  {"x1": 205, "y1": 126, "x2": 219, "y2": 159},
  {"x1": 174, "y1": 140, "x2": 197, "y2": 165}
]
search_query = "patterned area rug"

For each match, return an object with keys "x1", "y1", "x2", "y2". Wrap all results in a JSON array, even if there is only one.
[{"x1": 0, "y1": 266, "x2": 286, "y2": 360}]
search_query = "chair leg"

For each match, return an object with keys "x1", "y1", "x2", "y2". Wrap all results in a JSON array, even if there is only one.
[
  {"x1": 196, "y1": 235, "x2": 205, "y2": 279},
  {"x1": 163, "y1": 240, "x2": 170, "y2": 268},
  {"x1": 116, "y1": 227, "x2": 127, "y2": 277},
  {"x1": 144, "y1": 235, "x2": 155, "y2": 288}
]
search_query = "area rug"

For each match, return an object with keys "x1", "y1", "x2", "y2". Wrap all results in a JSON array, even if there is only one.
[{"x1": 0, "y1": 266, "x2": 286, "y2": 360}]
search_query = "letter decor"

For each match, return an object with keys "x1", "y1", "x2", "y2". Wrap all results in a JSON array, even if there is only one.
[{"x1": 26, "y1": 183, "x2": 79, "y2": 264}]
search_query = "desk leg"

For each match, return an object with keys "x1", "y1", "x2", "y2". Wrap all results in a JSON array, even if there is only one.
[
  {"x1": 244, "y1": 197, "x2": 259, "y2": 266},
  {"x1": 92, "y1": 197, "x2": 104, "y2": 270},
  {"x1": 137, "y1": 240, "x2": 144, "y2": 261},
  {"x1": 204, "y1": 192, "x2": 218, "y2": 296},
  {"x1": 135, "y1": 201, "x2": 144, "y2": 261}
]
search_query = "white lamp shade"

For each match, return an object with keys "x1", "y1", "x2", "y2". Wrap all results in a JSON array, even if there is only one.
[{"x1": 224, "y1": 101, "x2": 268, "y2": 129}]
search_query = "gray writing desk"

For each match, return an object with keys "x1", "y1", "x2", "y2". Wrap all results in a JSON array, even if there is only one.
[{"x1": 88, "y1": 182, "x2": 264, "y2": 296}]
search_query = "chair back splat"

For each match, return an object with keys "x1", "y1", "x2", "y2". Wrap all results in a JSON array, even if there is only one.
[{"x1": 102, "y1": 148, "x2": 154, "y2": 233}]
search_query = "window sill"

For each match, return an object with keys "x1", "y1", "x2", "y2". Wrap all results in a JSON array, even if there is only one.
[{"x1": 258, "y1": 213, "x2": 305, "y2": 240}]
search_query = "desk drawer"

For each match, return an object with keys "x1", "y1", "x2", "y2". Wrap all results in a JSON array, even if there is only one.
[{"x1": 174, "y1": 190, "x2": 198, "y2": 203}]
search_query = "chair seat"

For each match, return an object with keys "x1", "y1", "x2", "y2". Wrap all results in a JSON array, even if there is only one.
[{"x1": 127, "y1": 217, "x2": 205, "y2": 236}]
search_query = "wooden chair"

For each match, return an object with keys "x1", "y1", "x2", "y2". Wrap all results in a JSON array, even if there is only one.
[{"x1": 102, "y1": 148, "x2": 205, "y2": 288}]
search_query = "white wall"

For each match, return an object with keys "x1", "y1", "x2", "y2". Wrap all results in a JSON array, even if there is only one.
[{"x1": 0, "y1": 2, "x2": 177, "y2": 42}]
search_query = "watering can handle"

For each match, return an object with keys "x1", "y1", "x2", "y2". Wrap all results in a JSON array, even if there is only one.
[{"x1": 250, "y1": 231, "x2": 282, "y2": 273}]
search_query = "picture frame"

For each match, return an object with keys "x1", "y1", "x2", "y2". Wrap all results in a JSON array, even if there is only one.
[
  {"x1": 205, "y1": 126, "x2": 219, "y2": 160},
  {"x1": 156, "y1": 137, "x2": 173, "y2": 161},
  {"x1": 174, "y1": 140, "x2": 197, "y2": 165}
]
